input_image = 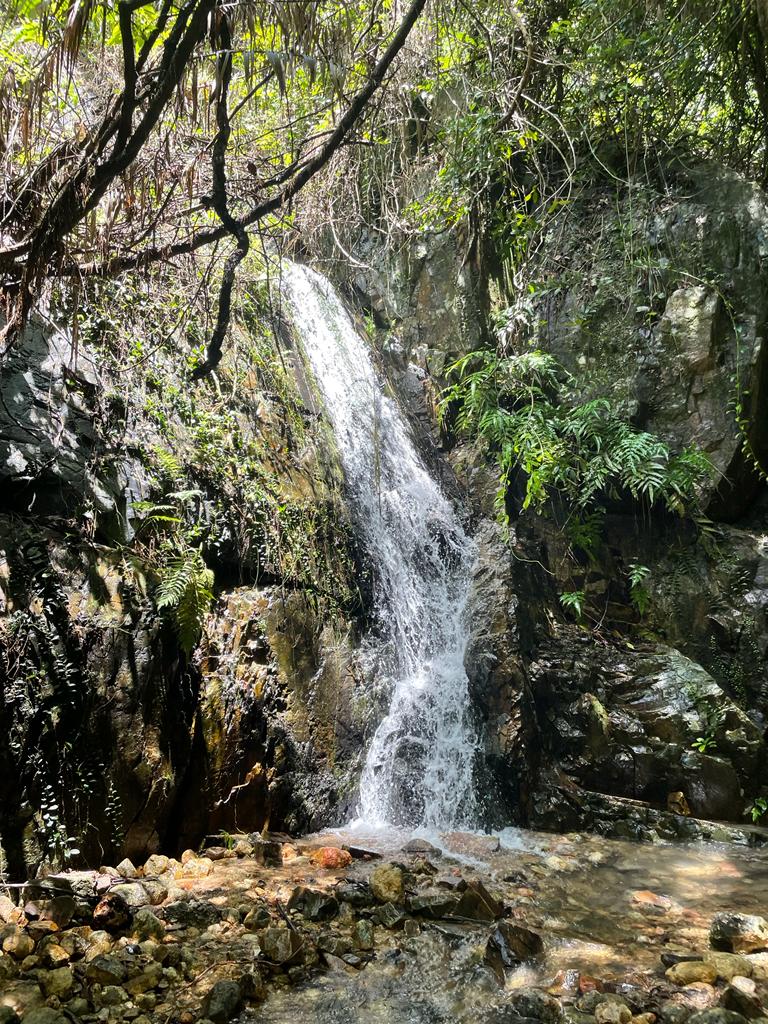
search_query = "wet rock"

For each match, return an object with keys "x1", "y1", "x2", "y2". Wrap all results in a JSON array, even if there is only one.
[
  {"x1": 372, "y1": 903, "x2": 406, "y2": 929},
  {"x1": 403, "y1": 839, "x2": 441, "y2": 856},
  {"x1": 352, "y1": 920, "x2": 374, "y2": 951},
  {"x1": 39, "y1": 965, "x2": 75, "y2": 998},
  {"x1": 671, "y1": 985, "x2": 720, "y2": 1011},
  {"x1": 596, "y1": 1003, "x2": 633, "y2": 1024},
  {"x1": 371, "y1": 864, "x2": 405, "y2": 904},
  {"x1": 0, "y1": 1008, "x2": 18, "y2": 1023},
  {"x1": 408, "y1": 893, "x2": 460, "y2": 919},
  {"x1": 335, "y1": 881, "x2": 374, "y2": 908},
  {"x1": 20, "y1": 1010, "x2": 72, "y2": 1024},
  {"x1": 261, "y1": 927, "x2": 301, "y2": 965},
  {"x1": 705, "y1": 953, "x2": 754, "y2": 981},
  {"x1": 633, "y1": 891, "x2": 675, "y2": 913},
  {"x1": 721, "y1": 978, "x2": 763, "y2": 1019},
  {"x1": 687, "y1": 1012, "x2": 750, "y2": 1024},
  {"x1": 451, "y1": 880, "x2": 503, "y2": 922},
  {"x1": 311, "y1": 847, "x2": 353, "y2": 870},
  {"x1": 86, "y1": 954, "x2": 129, "y2": 985},
  {"x1": 485, "y1": 922, "x2": 544, "y2": 980},
  {"x1": 711, "y1": 915, "x2": 768, "y2": 954},
  {"x1": 203, "y1": 979, "x2": 243, "y2": 1023},
  {"x1": 667, "y1": 962, "x2": 718, "y2": 986},
  {"x1": 442, "y1": 832, "x2": 501, "y2": 859},
  {"x1": 508, "y1": 988, "x2": 565, "y2": 1023},
  {"x1": 318, "y1": 933, "x2": 352, "y2": 957},
  {"x1": 286, "y1": 887, "x2": 338, "y2": 922}
]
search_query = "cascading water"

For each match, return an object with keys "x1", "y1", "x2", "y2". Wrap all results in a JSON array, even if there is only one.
[{"x1": 281, "y1": 261, "x2": 479, "y2": 830}]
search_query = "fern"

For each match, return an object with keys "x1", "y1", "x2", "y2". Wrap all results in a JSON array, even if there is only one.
[
  {"x1": 156, "y1": 548, "x2": 214, "y2": 656},
  {"x1": 441, "y1": 348, "x2": 715, "y2": 528}
]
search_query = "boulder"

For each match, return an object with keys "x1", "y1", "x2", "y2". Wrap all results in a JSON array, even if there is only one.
[
  {"x1": 711, "y1": 915, "x2": 768, "y2": 954},
  {"x1": 203, "y1": 979, "x2": 243, "y2": 1023}
]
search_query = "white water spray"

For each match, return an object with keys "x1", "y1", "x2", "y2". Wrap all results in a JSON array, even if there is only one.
[{"x1": 281, "y1": 262, "x2": 478, "y2": 829}]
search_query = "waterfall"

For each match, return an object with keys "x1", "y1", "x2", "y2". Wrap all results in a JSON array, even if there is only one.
[{"x1": 281, "y1": 262, "x2": 478, "y2": 830}]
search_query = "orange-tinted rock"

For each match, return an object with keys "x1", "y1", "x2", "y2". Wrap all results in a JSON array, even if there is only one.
[
  {"x1": 579, "y1": 975, "x2": 605, "y2": 994},
  {"x1": 311, "y1": 847, "x2": 353, "y2": 869}
]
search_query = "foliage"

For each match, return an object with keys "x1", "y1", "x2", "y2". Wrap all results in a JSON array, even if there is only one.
[
  {"x1": 559, "y1": 590, "x2": 585, "y2": 620},
  {"x1": 627, "y1": 563, "x2": 651, "y2": 616},
  {"x1": 747, "y1": 797, "x2": 768, "y2": 824},
  {"x1": 440, "y1": 348, "x2": 714, "y2": 525},
  {"x1": 156, "y1": 545, "x2": 215, "y2": 657}
]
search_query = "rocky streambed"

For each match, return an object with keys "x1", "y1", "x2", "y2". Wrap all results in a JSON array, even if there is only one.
[{"x1": 1, "y1": 829, "x2": 768, "y2": 1024}]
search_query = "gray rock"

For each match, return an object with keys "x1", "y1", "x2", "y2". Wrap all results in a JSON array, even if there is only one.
[
  {"x1": 86, "y1": 953, "x2": 128, "y2": 985},
  {"x1": 203, "y1": 980, "x2": 243, "y2": 1023},
  {"x1": 285, "y1": 886, "x2": 338, "y2": 922}
]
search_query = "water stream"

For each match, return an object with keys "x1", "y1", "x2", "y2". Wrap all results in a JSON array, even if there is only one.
[{"x1": 281, "y1": 262, "x2": 478, "y2": 830}]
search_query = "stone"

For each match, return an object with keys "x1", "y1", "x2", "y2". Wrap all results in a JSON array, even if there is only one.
[
  {"x1": 93, "y1": 893, "x2": 131, "y2": 932},
  {"x1": 633, "y1": 891, "x2": 674, "y2": 912},
  {"x1": 705, "y1": 953, "x2": 754, "y2": 981},
  {"x1": 261, "y1": 927, "x2": 300, "y2": 964},
  {"x1": 0, "y1": 1008, "x2": 18, "y2": 1023},
  {"x1": 485, "y1": 922, "x2": 544, "y2": 980},
  {"x1": 116, "y1": 859, "x2": 137, "y2": 879},
  {"x1": 408, "y1": 893, "x2": 459, "y2": 918},
  {"x1": 370, "y1": 864, "x2": 404, "y2": 904},
  {"x1": 110, "y1": 883, "x2": 150, "y2": 910},
  {"x1": 180, "y1": 849, "x2": 196, "y2": 864},
  {"x1": 596, "y1": 1003, "x2": 633, "y2": 1024},
  {"x1": 162, "y1": 901, "x2": 221, "y2": 929},
  {"x1": 139, "y1": 880, "x2": 168, "y2": 906},
  {"x1": 39, "y1": 966, "x2": 74, "y2": 998},
  {"x1": 285, "y1": 886, "x2": 338, "y2": 922},
  {"x1": 711, "y1": 915, "x2": 768, "y2": 954},
  {"x1": 688, "y1": 1013, "x2": 751, "y2": 1024},
  {"x1": 132, "y1": 908, "x2": 164, "y2": 941},
  {"x1": 86, "y1": 954, "x2": 129, "y2": 985},
  {"x1": 451, "y1": 880, "x2": 503, "y2": 922},
  {"x1": 508, "y1": 988, "x2": 565, "y2": 1023},
  {"x1": 19, "y1": 1011, "x2": 71, "y2": 1024},
  {"x1": 203, "y1": 979, "x2": 243, "y2": 1023},
  {"x1": 124, "y1": 963, "x2": 162, "y2": 995},
  {"x1": 372, "y1": 903, "x2": 406, "y2": 929},
  {"x1": 38, "y1": 944, "x2": 70, "y2": 968},
  {"x1": 0, "y1": 896, "x2": 17, "y2": 924},
  {"x1": 243, "y1": 908, "x2": 272, "y2": 931},
  {"x1": 403, "y1": 838, "x2": 441, "y2": 856},
  {"x1": 667, "y1": 962, "x2": 719, "y2": 986},
  {"x1": 249, "y1": 838, "x2": 282, "y2": 867},
  {"x1": 143, "y1": 854, "x2": 169, "y2": 876},
  {"x1": 311, "y1": 847, "x2": 353, "y2": 870},
  {"x1": 2, "y1": 928, "x2": 34, "y2": 959},
  {"x1": 335, "y1": 881, "x2": 373, "y2": 908},
  {"x1": 722, "y1": 978, "x2": 763, "y2": 1019},
  {"x1": 181, "y1": 857, "x2": 213, "y2": 878},
  {"x1": 352, "y1": 919, "x2": 374, "y2": 951}
]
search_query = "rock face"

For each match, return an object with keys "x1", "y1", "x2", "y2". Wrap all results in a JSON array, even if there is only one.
[{"x1": 0, "y1": 309, "x2": 366, "y2": 877}]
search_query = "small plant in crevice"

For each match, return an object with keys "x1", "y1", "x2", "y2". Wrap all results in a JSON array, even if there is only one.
[
  {"x1": 747, "y1": 797, "x2": 768, "y2": 823},
  {"x1": 560, "y1": 589, "x2": 586, "y2": 620},
  {"x1": 156, "y1": 545, "x2": 215, "y2": 657},
  {"x1": 628, "y1": 563, "x2": 651, "y2": 616}
]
